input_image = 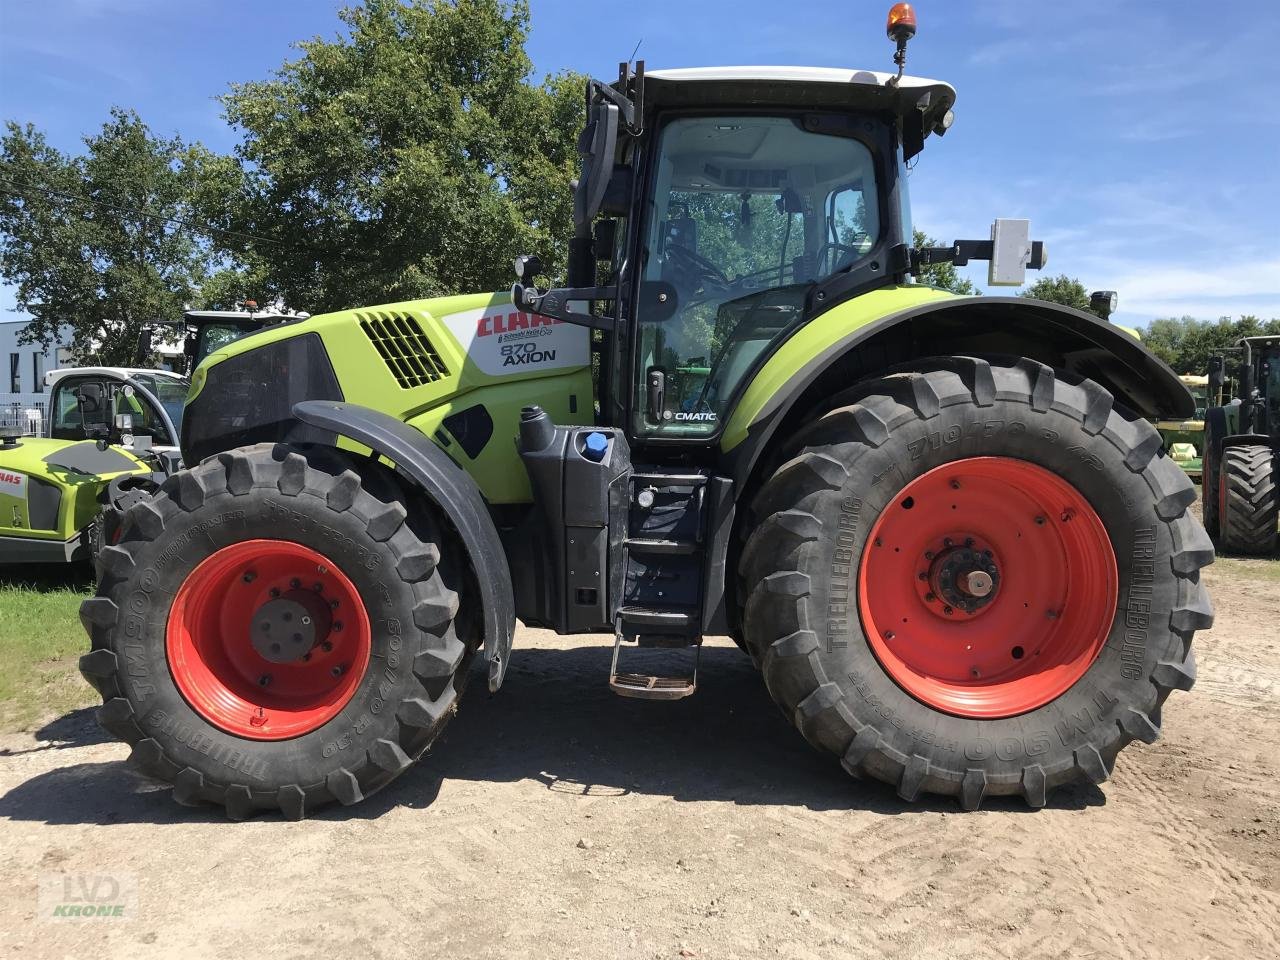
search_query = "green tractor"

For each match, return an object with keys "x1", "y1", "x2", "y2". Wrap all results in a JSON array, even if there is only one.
[
  {"x1": 78, "y1": 10, "x2": 1212, "y2": 819},
  {"x1": 0, "y1": 367, "x2": 187, "y2": 565},
  {"x1": 1203, "y1": 336, "x2": 1280, "y2": 554},
  {"x1": 1157, "y1": 374, "x2": 1210, "y2": 480}
]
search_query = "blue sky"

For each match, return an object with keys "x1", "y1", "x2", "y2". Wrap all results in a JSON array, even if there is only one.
[{"x1": 1, "y1": 0, "x2": 1278, "y2": 327}]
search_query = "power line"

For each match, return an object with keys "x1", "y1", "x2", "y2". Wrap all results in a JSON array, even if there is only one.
[{"x1": 0, "y1": 177, "x2": 284, "y2": 248}]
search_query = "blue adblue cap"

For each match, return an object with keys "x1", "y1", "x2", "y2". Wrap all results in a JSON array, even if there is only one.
[{"x1": 583, "y1": 432, "x2": 609, "y2": 462}]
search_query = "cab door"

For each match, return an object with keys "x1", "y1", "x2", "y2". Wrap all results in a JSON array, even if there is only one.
[{"x1": 48, "y1": 376, "x2": 107, "y2": 441}]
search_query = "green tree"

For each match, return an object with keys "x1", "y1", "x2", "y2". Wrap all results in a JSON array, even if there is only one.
[
  {"x1": 216, "y1": 0, "x2": 584, "y2": 313},
  {"x1": 912, "y1": 229, "x2": 977, "y2": 295},
  {"x1": 0, "y1": 110, "x2": 224, "y2": 364},
  {"x1": 1142, "y1": 314, "x2": 1280, "y2": 374},
  {"x1": 1020, "y1": 274, "x2": 1090, "y2": 311}
]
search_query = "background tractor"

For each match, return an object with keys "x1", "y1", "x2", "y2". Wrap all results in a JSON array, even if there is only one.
[
  {"x1": 1203, "y1": 336, "x2": 1280, "y2": 554},
  {"x1": 0, "y1": 367, "x2": 185, "y2": 565},
  {"x1": 1157, "y1": 374, "x2": 1209, "y2": 480},
  {"x1": 79, "y1": 7, "x2": 1212, "y2": 819}
]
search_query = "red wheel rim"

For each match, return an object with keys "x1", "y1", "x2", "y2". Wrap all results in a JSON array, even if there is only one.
[
  {"x1": 166, "y1": 540, "x2": 372, "y2": 740},
  {"x1": 858, "y1": 457, "x2": 1117, "y2": 719}
]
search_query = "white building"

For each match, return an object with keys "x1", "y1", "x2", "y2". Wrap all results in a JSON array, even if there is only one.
[
  {"x1": 1, "y1": 318, "x2": 188, "y2": 433},
  {"x1": 0, "y1": 320, "x2": 72, "y2": 430}
]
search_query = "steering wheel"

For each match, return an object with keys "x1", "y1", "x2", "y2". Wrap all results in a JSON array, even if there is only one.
[
  {"x1": 664, "y1": 243, "x2": 730, "y2": 288},
  {"x1": 816, "y1": 236, "x2": 869, "y2": 273}
]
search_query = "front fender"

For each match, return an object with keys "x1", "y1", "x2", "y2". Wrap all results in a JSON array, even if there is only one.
[{"x1": 293, "y1": 400, "x2": 516, "y2": 692}]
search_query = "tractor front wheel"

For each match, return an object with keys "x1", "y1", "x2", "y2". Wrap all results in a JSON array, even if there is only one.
[
  {"x1": 741, "y1": 358, "x2": 1214, "y2": 809},
  {"x1": 79, "y1": 443, "x2": 471, "y2": 819}
]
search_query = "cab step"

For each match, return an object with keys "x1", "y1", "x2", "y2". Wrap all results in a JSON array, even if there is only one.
[{"x1": 609, "y1": 632, "x2": 699, "y2": 700}]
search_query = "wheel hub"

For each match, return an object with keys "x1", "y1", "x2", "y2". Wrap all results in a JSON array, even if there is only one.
[
  {"x1": 922, "y1": 539, "x2": 1001, "y2": 618},
  {"x1": 250, "y1": 591, "x2": 333, "y2": 664},
  {"x1": 859, "y1": 457, "x2": 1118, "y2": 719}
]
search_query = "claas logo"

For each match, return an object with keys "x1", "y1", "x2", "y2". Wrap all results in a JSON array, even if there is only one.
[
  {"x1": 476, "y1": 311, "x2": 563, "y2": 337},
  {"x1": 0, "y1": 471, "x2": 23, "y2": 485}
]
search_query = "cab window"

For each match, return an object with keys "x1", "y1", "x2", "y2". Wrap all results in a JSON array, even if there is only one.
[{"x1": 633, "y1": 115, "x2": 880, "y2": 438}]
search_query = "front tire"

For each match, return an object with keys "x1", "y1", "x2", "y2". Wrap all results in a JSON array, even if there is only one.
[
  {"x1": 79, "y1": 443, "x2": 471, "y2": 820},
  {"x1": 740, "y1": 358, "x2": 1214, "y2": 809}
]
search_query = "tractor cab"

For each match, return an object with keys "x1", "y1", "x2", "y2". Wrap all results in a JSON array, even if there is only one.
[
  {"x1": 46, "y1": 367, "x2": 188, "y2": 454},
  {"x1": 514, "y1": 58, "x2": 1050, "y2": 451},
  {"x1": 179, "y1": 306, "x2": 299, "y2": 374}
]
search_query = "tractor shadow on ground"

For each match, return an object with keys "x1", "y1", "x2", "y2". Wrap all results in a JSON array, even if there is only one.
[
  {"x1": 0, "y1": 640, "x2": 1105, "y2": 826},
  {"x1": 0, "y1": 562, "x2": 93, "y2": 592}
]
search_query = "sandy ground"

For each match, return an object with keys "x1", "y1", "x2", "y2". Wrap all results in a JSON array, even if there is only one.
[{"x1": 1, "y1": 562, "x2": 1278, "y2": 959}]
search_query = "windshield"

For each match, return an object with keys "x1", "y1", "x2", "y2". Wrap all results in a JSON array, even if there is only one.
[
  {"x1": 131, "y1": 374, "x2": 191, "y2": 436},
  {"x1": 633, "y1": 115, "x2": 880, "y2": 437},
  {"x1": 194, "y1": 321, "x2": 271, "y2": 367}
]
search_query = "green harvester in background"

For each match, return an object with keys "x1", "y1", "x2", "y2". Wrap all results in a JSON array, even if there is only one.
[{"x1": 1157, "y1": 374, "x2": 1210, "y2": 480}]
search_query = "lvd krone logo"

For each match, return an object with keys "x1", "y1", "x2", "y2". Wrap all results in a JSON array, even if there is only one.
[{"x1": 40, "y1": 873, "x2": 136, "y2": 921}]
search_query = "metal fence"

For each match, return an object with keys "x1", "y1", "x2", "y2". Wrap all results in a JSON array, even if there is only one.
[{"x1": 1, "y1": 400, "x2": 46, "y2": 437}]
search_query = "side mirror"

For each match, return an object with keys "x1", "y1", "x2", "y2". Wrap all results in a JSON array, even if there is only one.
[
  {"x1": 1207, "y1": 355, "x2": 1225, "y2": 397},
  {"x1": 136, "y1": 326, "x2": 154, "y2": 365},
  {"x1": 573, "y1": 99, "x2": 620, "y2": 234},
  {"x1": 74, "y1": 383, "x2": 104, "y2": 414}
]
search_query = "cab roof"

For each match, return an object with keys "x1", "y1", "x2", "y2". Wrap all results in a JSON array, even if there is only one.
[
  {"x1": 44, "y1": 367, "x2": 188, "y2": 388},
  {"x1": 643, "y1": 66, "x2": 957, "y2": 147}
]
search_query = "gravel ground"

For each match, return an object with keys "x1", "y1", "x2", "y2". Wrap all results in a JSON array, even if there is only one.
[{"x1": 0, "y1": 561, "x2": 1277, "y2": 960}]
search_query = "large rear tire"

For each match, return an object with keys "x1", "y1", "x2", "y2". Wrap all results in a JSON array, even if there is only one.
[
  {"x1": 740, "y1": 357, "x2": 1214, "y2": 809},
  {"x1": 79, "y1": 443, "x2": 472, "y2": 820},
  {"x1": 1219, "y1": 444, "x2": 1279, "y2": 555}
]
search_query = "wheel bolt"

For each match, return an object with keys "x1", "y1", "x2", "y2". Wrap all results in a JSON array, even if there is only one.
[
  {"x1": 1046, "y1": 609, "x2": 1059, "y2": 620},
  {"x1": 950, "y1": 479, "x2": 961, "y2": 490},
  {"x1": 302, "y1": 652, "x2": 312, "y2": 662},
  {"x1": 964, "y1": 538, "x2": 974, "y2": 548},
  {"x1": 918, "y1": 571, "x2": 928, "y2": 581},
  {"x1": 330, "y1": 599, "x2": 340, "y2": 610},
  {"x1": 242, "y1": 571, "x2": 257, "y2": 583},
  {"x1": 924, "y1": 550, "x2": 934, "y2": 560},
  {"x1": 925, "y1": 592, "x2": 936, "y2": 602},
  {"x1": 943, "y1": 537, "x2": 953, "y2": 547},
  {"x1": 943, "y1": 605, "x2": 953, "y2": 616},
  {"x1": 874, "y1": 538, "x2": 883, "y2": 547},
  {"x1": 332, "y1": 621, "x2": 343, "y2": 633},
  {"x1": 258, "y1": 674, "x2": 272, "y2": 687},
  {"x1": 321, "y1": 640, "x2": 334, "y2": 652},
  {"x1": 1034, "y1": 515, "x2": 1046, "y2": 526},
  {"x1": 331, "y1": 665, "x2": 346, "y2": 678},
  {"x1": 885, "y1": 631, "x2": 896, "y2": 640},
  {"x1": 269, "y1": 587, "x2": 281, "y2": 598},
  {"x1": 313, "y1": 582, "x2": 324, "y2": 592},
  {"x1": 290, "y1": 578, "x2": 301, "y2": 590}
]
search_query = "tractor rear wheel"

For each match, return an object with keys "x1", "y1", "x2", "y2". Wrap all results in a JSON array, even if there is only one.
[
  {"x1": 1219, "y1": 445, "x2": 1279, "y2": 555},
  {"x1": 740, "y1": 358, "x2": 1214, "y2": 809},
  {"x1": 79, "y1": 443, "x2": 472, "y2": 819}
]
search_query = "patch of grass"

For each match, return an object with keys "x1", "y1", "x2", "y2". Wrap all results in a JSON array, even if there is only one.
[
  {"x1": 0, "y1": 564, "x2": 97, "y2": 732},
  {"x1": 1211, "y1": 555, "x2": 1280, "y2": 583}
]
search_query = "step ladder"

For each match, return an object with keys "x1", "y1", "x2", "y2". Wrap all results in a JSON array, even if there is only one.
[{"x1": 609, "y1": 624, "x2": 701, "y2": 700}]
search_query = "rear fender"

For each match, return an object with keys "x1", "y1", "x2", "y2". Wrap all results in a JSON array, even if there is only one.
[
  {"x1": 293, "y1": 400, "x2": 516, "y2": 691},
  {"x1": 723, "y1": 296, "x2": 1194, "y2": 490}
]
